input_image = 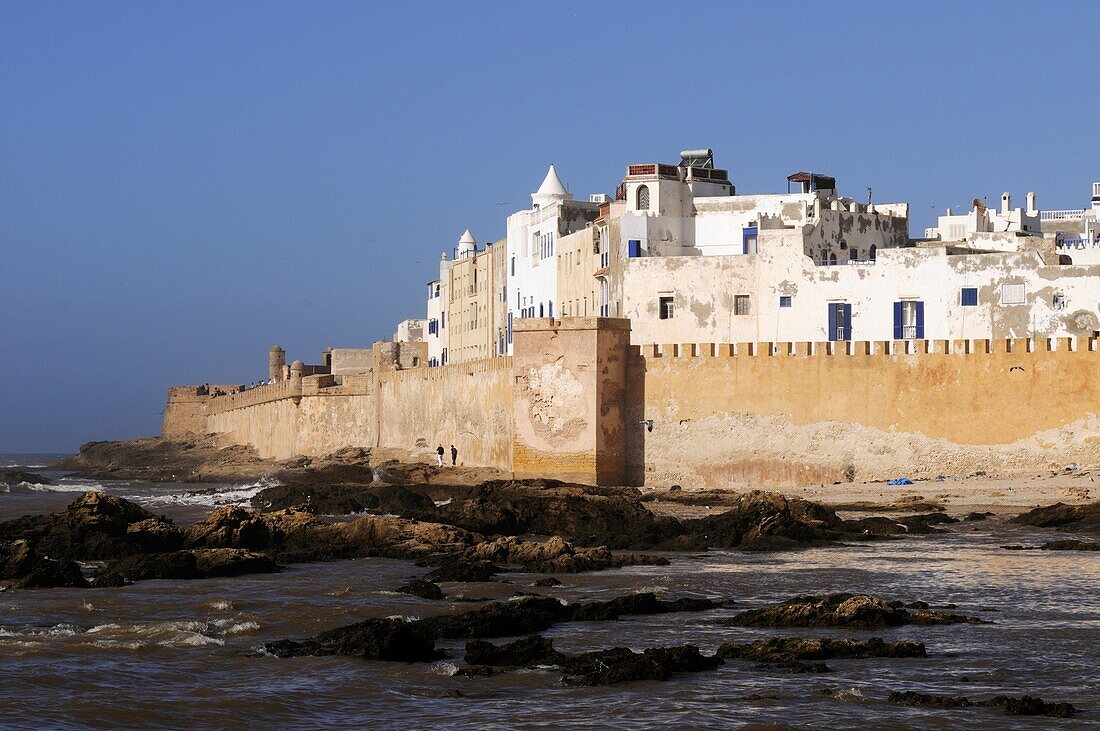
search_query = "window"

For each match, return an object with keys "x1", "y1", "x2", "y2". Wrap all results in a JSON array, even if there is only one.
[
  {"x1": 828, "y1": 302, "x2": 852, "y2": 341},
  {"x1": 742, "y1": 227, "x2": 758, "y2": 255},
  {"x1": 510, "y1": 256, "x2": 515, "y2": 276},
  {"x1": 548, "y1": 301, "x2": 554, "y2": 318},
  {"x1": 441, "y1": 311, "x2": 445, "y2": 328},
  {"x1": 428, "y1": 319, "x2": 438, "y2": 335},
  {"x1": 849, "y1": 248, "x2": 858, "y2": 262},
  {"x1": 658, "y1": 295, "x2": 674, "y2": 320},
  {"x1": 627, "y1": 239, "x2": 641, "y2": 258},
  {"x1": 893, "y1": 300, "x2": 924, "y2": 339},
  {"x1": 869, "y1": 245, "x2": 877, "y2": 262},
  {"x1": 539, "y1": 303, "x2": 544, "y2": 318},
  {"x1": 960, "y1": 287, "x2": 978, "y2": 307},
  {"x1": 779, "y1": 295, "x2": 792, "y2": 308},
  {"x1": 1001, "y1": 283, "x2": 1026, "y2": 305},
  {"x1": 599, "y1": 280, "x2": 609, "y2": 316},
  {"x1": 1053, "y1": 292, "x2": 1066, "y2": 310},
  {"x1": 637, "y1": 185, "x2": 650, "y2": 211},
  {"x1": 734, "y1": 295, "x2": 751, "y2": 316},
  {"x1": 507, "y1": 312, "x2": 513, "y2": 344}
]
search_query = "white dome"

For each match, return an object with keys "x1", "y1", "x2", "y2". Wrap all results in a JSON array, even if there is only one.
[{"x1": 457, "y1": 228, "x2": 477, "y2": 259}]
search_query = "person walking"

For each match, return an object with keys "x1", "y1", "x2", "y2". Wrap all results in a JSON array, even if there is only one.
[
  {"x1": 450, "y1": 444, "x2": 458, "y2": 466},
  {"x1": 435, "y1": 444, "x2": 444, "y2": 467}
]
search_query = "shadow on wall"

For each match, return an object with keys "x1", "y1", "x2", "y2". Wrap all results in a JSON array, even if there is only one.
[{"x1": 624, "y1": 345, "x2": 647, "y2": 486}]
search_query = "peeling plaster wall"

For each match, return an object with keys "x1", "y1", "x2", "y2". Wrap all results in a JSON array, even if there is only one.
[
  {"x1": 624, "y1": 237, "x2": 1100, "y2": 344},
  {"x1": 635, "y1": 339, "x2": 1100, "y2": 487},
  {"x1": 378, "y1": 357, "x2": 513, "y2": 469}
]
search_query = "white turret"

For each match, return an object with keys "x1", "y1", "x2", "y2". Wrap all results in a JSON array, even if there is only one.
[
  {"x1": 531, "y1": 164, "x2": 573, "y2": 208},
  {"x1": 456, "y1": 228, "x2": 477, "y2": 259}
]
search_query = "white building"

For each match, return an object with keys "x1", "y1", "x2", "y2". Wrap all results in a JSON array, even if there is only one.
[
  {"x1": 1047, "y1": 181, "x2": 1100, "y2": 266},
  {"x1": 504, "y1": 164, "x2": 599, "y2": 352},
  {"x1": 924, "y1": 192, "x2": 1042, "y2": 244}
]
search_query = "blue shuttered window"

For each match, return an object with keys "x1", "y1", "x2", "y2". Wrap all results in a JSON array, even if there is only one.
[
  {"x1": 893, "y1": 301, "x2": 903, "y2": 340},
  {"x1": 960, "y1": 287, "x2": 978, "y2": 306},
  {"x1": 894, "y1": 301, "x2": 925, "y2": 339},
  {"x1": 828, "y1": 303, "x2": 851, "y2": 341},
  {"x1": 627, "y1": 239, "x2": 641, "y2": 258},
  {"x1": 915, "y1": 301, "x2": 925, "y2": 339}
]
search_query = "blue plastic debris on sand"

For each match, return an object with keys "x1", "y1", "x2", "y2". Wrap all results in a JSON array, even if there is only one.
[{"x1": 887, "y1": 477, "x2": 914, "y2": 486}]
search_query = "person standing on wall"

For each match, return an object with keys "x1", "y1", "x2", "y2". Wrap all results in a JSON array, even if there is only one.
[
  {"x1": 436, "y1": 444, "x2": 444, "y2": 467},
  {"x1": 450, "y1": 444, "x2": 457, "y2": 466}
]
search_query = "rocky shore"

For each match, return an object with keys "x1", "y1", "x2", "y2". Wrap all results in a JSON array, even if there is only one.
[{"x1": 5, "y1": 437, "x2": 1086, "y2": 715}]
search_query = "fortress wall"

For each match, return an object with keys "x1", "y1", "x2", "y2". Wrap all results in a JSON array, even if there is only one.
[
  {"x1": 377, "y1": 357, "x2": 514, "y2": 470},
  {"x1": 207, "y1": 397, "x2": 303, "y2": 459},
  {"x1": 633, "y1": 337, "x2": 1100, "y2": 487}
]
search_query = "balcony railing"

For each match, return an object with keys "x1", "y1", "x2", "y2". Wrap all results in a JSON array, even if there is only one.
[{"x1": 1041, "y1": 209, "x2": 1086, "y2": 221}]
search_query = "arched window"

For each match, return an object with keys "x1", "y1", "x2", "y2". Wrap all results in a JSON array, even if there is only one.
[
  {"x1": 637, "y1": 185, "x2": 650, "y2": 211},
  {"x1": 869, "y1": 244, "x2": 877, "y2": 262},
  {"x1": 539, "y1": 303, "x2": 544, "y2": 318},
  {"x1": 829, "y1": 252, "x2": 837, "y2": 265}
]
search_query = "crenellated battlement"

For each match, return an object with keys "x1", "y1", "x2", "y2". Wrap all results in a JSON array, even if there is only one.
[{"x1": 640, "y1": 336, "x2": 1096, "y2": 359}]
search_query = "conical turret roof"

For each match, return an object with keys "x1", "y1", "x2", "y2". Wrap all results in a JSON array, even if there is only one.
[
  {"x1": 535, "y1": 164, "x2": 569, "y2": 197},
  {"x1": 458, "y1": 228, "x2": 477, "y2": 246}
]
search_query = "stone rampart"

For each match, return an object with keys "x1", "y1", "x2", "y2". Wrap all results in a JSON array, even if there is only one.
[
  {"x1": 633, "y1": 335, "x2": 1100, "y2": 486},
  {"x1": 175, "y1": 323, "x2": 1100, "y2": 487}
]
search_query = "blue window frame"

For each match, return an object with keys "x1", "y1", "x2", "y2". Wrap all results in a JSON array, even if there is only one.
[
  {"x1": 507, "y1": 312, "x2": 513, "y2": 344},
  {"x1": 828, "y1": 302, "x2": 852, "y2": 341},
  {"x1": 779, "y1": 296, "x2": 792, "y2": 308},
  {"x1": 627, "y1": 239, "x2": 641, "y2": 258},
  {"x1": 893, "y1": 301, "x2": 925, "y2": 339},
  {"x1": 440, "y1": 311, "x2": 445, "y2": 329},
  {"x1": 742, "y1": 226, "x2": 758, "y2": 255},
  {"x1": 960, "y1": 287, "x2": 978, "y2": 307}
]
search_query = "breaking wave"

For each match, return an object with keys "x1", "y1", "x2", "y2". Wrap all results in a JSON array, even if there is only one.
[
  {"x1": 141, "y1": 476, "x2": 282, "y2": 508},
  {"x1": 21, "y1": 480, "x2": 105, "y2": 494},
  {"x1": 0, "y1": 616, "x2": 260, "y2": 651}
]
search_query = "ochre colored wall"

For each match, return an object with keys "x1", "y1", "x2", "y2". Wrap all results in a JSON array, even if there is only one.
[
  {"x1": 635, "y1": 337, "x2": 1100, "y2": 487},
  {"x1": 203, "y1": 361, "x2": 513, "y2": 468},
  {"x1": 378, "y1": 357, "x2": 514, "y2": 470}
]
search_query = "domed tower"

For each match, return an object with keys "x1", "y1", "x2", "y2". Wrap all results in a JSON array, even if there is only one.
[
  {"x1": 456, "y1": 229, "x2": 477, "y2": 259},
  {"x1": 268, "y1": 345, "x2": 285, "y2": 382},
  {"x1": 289, "y1": 360, "x2": 304, "y2": 380}
]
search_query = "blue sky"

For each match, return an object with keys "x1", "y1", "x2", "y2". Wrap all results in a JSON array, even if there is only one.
[{"x1": 2, "y1": 1, "x2": 1098, "y2": 452}]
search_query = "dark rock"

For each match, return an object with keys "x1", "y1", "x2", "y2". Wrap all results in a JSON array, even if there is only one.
[
  {"x1": 1012, "y1": 502, "x2": 1100, "y2": 534},
  {"x1": 92, "y1": 549, "x2": 278, "y2": 586},
  {"x1": 756, "y1": 661, "x2": 831, "y2": 673},
  {"x1": 717, "y1": 636, "x2": 926, "y2": 662},
  {"x1": 265, "y1": 617, "x2": 440, "y2": 662},
  {"x1": 455, "y1": 665, "x2": 498, "y2": 677},
  {"x1": 185, "y1": 506, "x2": 272, "y2": 550},
  {"x1": 963, "y1": 512, "x2": 991, "y2": 521},
  {"x1": 0, "y1": 492, "x2": 180, "y2": 561},
  {"x1": 395, "y1": 579, "x2": 444, "y2": 600},
  {"x1": 888, "y1": 691, "x2": 1076, "y2": 717},
  {"x1": 888, "y1": 691, "x2": 972, "y2": 708},
  {"x1": 252, "y1": 481, "x2": 437, "y2": 516},
  {"x1": 0, "y1": 469, "x2": 52, "y2": 486},
  {"x1": 1039, "y1": 540, "x2": 1100, "y2": 551},
  {"x1": 722, "y1": 593, "x2": 989, "y2": 629},
  {"x1": 670, "y1": 491, "x2": 844, "y2": 551},
  {"x1": 0, "y1": 539, "x2": 87, "y2": 589},
  {"x1": 419, "y1": 595, "x2": 567, "y2": 639},
  {"x1": 561, "y1": 645, "x2": 721, "y2": 686},
  {"x1": 568, "y1": 593, "x2": 723, "y2": 622},
  {"x1": 456, "y1": 535, "x2": 667, "y2": 574},
  {"x1": 423, "y1": 560, "x2": 501, "y2": 583},
  {"x1": 533, "y1": 577, "x2": 561, "y2": 587},
  {"x1": 464, "y1": 635, "x2": 563, "y2": 667}
]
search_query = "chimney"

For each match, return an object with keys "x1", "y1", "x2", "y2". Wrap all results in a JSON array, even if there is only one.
[
  {"x1": 1026, "y1": 191, "x2": 1037, "y2": 216},
  {"x1": 1001, "y1": 192, "x2": 1011, "y2": 215}
]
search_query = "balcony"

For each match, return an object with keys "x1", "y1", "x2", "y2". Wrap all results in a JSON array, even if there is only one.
[
  {"x1": 1041, "y1": 209, "x2": 1086, "y2": 221},
  {"x1": 625, "y1": 163, "x2": 680, "y2": 180}
]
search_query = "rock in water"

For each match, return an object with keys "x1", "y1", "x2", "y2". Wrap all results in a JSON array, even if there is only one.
[
  {"x1": 394, "y1": 579, "x2": 444, "y2": 600},
  {"x1": 265, "y1": 618, "x2": 440, "y2": 662},
  {"x1": 0, "y1": 539, "x2": 87, "y2": 589},
  {"x1": 722, "y1": 593, "x2": 988, "y2": 629},
  {"x1": 561, "y1": 645, "x2": 722, "y2": 686},
  {"x1": 464, "y1": 635, "x2": 564, "y2": 667},
  {"x1": 717, "y1": 636, "x2": 927, "y2": 662}
]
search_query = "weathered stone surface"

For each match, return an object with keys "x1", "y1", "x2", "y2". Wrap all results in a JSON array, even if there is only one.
[
  {"x1": 0, "y1": 492, "x2": 179, "y2": 561},
  {"x1": 1012, "y1": 501, "x2": 1100, "y2": 534},
  {"x1": 561, "y1": 645, "x2": 722, "y2": 686},
  {"x1": 667, "y1": 491, "x2": 844, "y2": 551},
  {"x1": 265, "y1": 618, "x2": 441, "y2": 663},
  {"x1": 419, "y1": 596, "x2": 567, "y2": 639},
  {"x1": 888, "y1": 691, "x2": 1076, "y2": 717},
  {"x1": 0, "y1": 469, "x2": 52, "y2": 486},
  {"x1": 464, "y1": 635, "x2": 563, "y2": 667},
  {"x1": 92, "y1": 549, "x2": 278, "y2": 586},
  {"x1": 717, "y1": 636, "x2": 926, "y2": 662},
  {"x1": 422, "y1": 559, "x2": 502, "y2": 583},
  {"x1": 568, "y1": 593, "x2": 724, "y2": 622},
  {"x1": 456, "y1": 535, "x2": 668, "y2": 574},
  {"x1": 394, "y1": 579, "x2": 445, "y2": 600},
  {"x1": 722, "y1": 593, "x2": 988, "y2": 629},
  {"x1": 0, "y1": 539, "x2": 87, "y2": 589}
]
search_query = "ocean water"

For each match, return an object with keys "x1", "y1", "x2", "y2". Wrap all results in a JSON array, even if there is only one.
[{"x1": 1, "y1": 458, "x2": 1098, "y2": 729}]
